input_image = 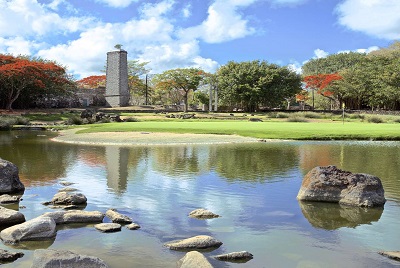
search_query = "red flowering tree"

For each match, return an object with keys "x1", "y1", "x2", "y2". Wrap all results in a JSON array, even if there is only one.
[
  {"x1": 303, "y1": 73, "x2": 342, "y2": 97},
  {"x1": 0, "y1": 54, "x2": 74, "y2": 110},
  {"x1": 77, "y1": 75, "x2": 106, "y2": 88}
]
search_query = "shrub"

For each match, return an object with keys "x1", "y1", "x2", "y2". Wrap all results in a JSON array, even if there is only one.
[
  {"x1": 66, "y1": 116, "x2": 83, "y2": 125},
  {"x1": 275, "y1": 112, "x2": 289, "y2": 118},
  {"x1": 0, "y1": 117, "x2": 14, "y2": 130},
  {"x1": 14, "y1": 116, "x2": 30, "y2": 125},
  {"x1": 124, "y1": 117, "x2": 140, "y2": 122},
  {"x1": 302, "y1": 112, "x2": 322, "y2": 119},
  {"x1": 393, "y1": 118, "x2": 400, "y2": 123},
  {"x1": 287, "y1": 114, "x2": 308, "y2": 122},
  {"x1": 367, "y1": 116, "x2": 384, "y2": 124}
]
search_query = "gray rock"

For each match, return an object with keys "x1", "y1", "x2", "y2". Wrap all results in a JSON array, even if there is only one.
[
  {"x1": 178, "y1": 251, "x2": 213, "y2": 268},
  {"x1": 50, "y1": 192, "x2": 87, "y2": 205},
  {"x1": 189, "y1": 208, "x2": 220, "y2": 219},
  {"x1": 94, "y1": 223, "x2": 121, "y2": 233},
  {"x1": 58, "y1": 187, "x2": 78, "y2": 192},
  {"x1": 42, "y1": 210, "x2": 104, "y2": 224},
  {"x1": 0, "y1": 194, "x2": 20, "y2": 204},
  {"x1": 0, "y1": 248, "x2": 24, "y2": 263},
  {"x1": 32, "y1": 249, "x2": 109, "y2": 268},
  {"x1": 0, "y1": 216, "x2": 56, "y2": 243},
  {"x1": 59, "y1": 181, "x2": 75, "y2": 186},
  {"x1": 126, "y1": 223, "x2": 141, "y2": 230},
  {"x1": 379, "y1": 251, "x2": 400, "y2": 261},
  {"x1": 0, "y1": 158, "x2": 25, "y2": 194},
  {"x1": 105, "y1": 209, "x2": 132, "y2": 223},
  {"x1": 0, "y1": 206, "x2": 25, "y2": 226},
  {"x1": 214, "y1": 251, "x2": 253, "y2": 262},
  {"x1": 165, "y1": 235, "x2": 223, "y2": 250},
  {"x1": 297, "y1": 166, "x2": 386, "y2": 207}
]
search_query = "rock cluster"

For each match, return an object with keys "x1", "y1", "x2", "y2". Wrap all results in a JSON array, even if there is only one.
[{"x1": 297, "y1": 166, "x2": 386, "y2": 207}]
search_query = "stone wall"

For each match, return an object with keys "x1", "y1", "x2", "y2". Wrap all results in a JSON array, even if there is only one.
[{"x1": 105, "y1": 50, "x2": 130, "y2": 107}]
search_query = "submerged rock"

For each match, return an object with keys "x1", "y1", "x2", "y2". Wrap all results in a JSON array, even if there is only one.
[
  {"x1": 0, "y1": 206, "x2": 25, "y2": 226},
  {"x1": 58, "y1": 187, "x2": 78, "y2": 192},
  {"x1": 189, "y1": 209, "x2": 220, "y2": 219},
  {"x1": 214, "y1": 251, "x2": 253, "y2": 262},
  {"x1": 379, "y1": 251, "x2": 400, "y2": 261},
  {"x1": 0, "y1": 158, "x2": 25, "y2": 194},
  {"x1": 297, "y1": 166, "x2": 386, "y2": 207},
  {"x1": 165, "y1": 235, "x2": 222, "y2": 251},
  {"x1": 126, "y1": 223, "x2": 141, "y2": 230},
  {"x1": 105, "y1": 209, "x2": 132, "y2": 224},
  {"x1": 32, "y1": 249, "x2": 109, "y2": 268},
  {"x1": 48, "y1": 192, "x2": 87, "y2": 206},
  {"x1": 0, "y1": 194, "x2": 20, "y2": 204},
  {"x1": 0, "y1": 249, "x2": 24, "y2": 263},
  {"x1": 178, "y1": 251, "x2": 213, "y2": 268},
  {"x1": 0, "y1": 216, "x2": 56, "y2": 243},
  {"x1": 94, "y1": 223, "x2": 121, "y2": 233},
  {"x1": 42, "y1": 210, "x2": 104, "y2": 224}
]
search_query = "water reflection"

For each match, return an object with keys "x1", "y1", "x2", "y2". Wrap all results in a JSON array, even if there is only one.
[
  {"x1": 105, "y1": 146, "x2": 129, "y2": 193},
  {"x1": 299, "y1": 201, "x2": 383, "y2": 230}
]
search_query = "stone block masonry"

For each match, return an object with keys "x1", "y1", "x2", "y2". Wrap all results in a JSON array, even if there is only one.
[{"x1": 105, "y1": 50, "x2": 130, "y2": 107}]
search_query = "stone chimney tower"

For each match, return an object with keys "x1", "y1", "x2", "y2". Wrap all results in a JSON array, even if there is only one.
[{"x1": 105, "y1": 49, "x2": 129, "y2": 107}]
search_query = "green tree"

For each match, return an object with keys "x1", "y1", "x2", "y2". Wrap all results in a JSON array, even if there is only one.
[
  {"x1": 127, "y1": 60, "x2": 152, "y2": 105},
  {"x1": 153, "y1": 68, "x2": 205, "y2": 112},
  {"x1": 216, "y1": 60, "x2": 302, "y2": 112}
]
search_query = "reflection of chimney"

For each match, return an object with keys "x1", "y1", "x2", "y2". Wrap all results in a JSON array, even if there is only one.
[{"x1": 105, "y1": 146, "x2": 129, "y2": 193}]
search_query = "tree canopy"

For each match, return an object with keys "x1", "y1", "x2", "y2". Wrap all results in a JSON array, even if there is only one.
[
  {"x1": 153, "y1": 68, "x2": 205, "y2": 112},
  {"x1": 216, "y1": 60, "x2": 302, "y2": 112}
]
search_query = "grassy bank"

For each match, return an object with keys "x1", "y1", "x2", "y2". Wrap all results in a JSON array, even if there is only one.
[{"x1": 76, "y1": 120, "x2": 400, "y2": 140}]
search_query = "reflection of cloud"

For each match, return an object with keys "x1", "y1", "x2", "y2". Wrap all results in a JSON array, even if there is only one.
[{"x1": 299, "y1": 201, "x2": 383, "y2": 230}]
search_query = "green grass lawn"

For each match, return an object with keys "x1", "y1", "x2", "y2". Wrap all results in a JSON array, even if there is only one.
[{"x1": 76, "y1": 120, "x2": 400, "y2": 140}]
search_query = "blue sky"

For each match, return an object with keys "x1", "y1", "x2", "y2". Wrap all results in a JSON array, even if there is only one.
[{"x1": 0, "y1": 0, "x2": 398, "y2": 79}]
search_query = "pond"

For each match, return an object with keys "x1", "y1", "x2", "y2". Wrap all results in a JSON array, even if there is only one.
[{"x1": 0, "y1": 131, "x2": 400, "y2": 267}]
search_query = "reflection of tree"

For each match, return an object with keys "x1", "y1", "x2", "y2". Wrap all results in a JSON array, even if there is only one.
[
  {"x1": 299, "y1": 201, "x2": 383, "y2": 230},
  {"x1": 0, "y1": 131, "x2": 79, "y2": 186},
  {"x1": 151, "y1": 146, "x2": 204, "y2": 177},
  {"x1": 209, "y1": 143, "x2": 299, "y2": 182}
]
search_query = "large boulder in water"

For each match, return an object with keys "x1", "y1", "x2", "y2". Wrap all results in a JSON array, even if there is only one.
[
  {"x1": 32, "y1": 249, "x2": 109, "y2": 268},
  {"x1": 0, "y1": 216, "x2": 56, "y2": 243},
  {"x1": 0, "y1": 159, "x2": 25, "y2": 194},
  {"x1": 297, "y1": 166, "x2": 386, "y2": 207}
]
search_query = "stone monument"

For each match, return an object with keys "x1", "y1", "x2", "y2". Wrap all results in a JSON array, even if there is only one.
[{"x1": 105, "y1": 49, "x2": 129, "y2": 107}]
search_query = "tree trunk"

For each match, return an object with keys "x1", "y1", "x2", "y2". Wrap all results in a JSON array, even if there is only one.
[{"x1": 183, "y1": 91, "x2": 188, "y2": 112}]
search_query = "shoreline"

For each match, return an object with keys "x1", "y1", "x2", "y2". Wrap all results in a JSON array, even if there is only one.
[{"x1": 51, "y1": 128, "x2": 264, "y2": 146}]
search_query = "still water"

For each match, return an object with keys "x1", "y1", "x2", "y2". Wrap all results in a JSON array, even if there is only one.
[{"x1": 0, "y1": 131, "x2": 400, "y2": 268}]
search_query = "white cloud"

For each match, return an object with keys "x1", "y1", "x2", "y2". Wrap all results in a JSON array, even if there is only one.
[
  {"x1": 182, "y1": 4, "x2": 192, "y2": 18},
  {"x1": 95, "y1": 0, "x2": 139, "y2": 8},
  {"x1": 336, "y1": 0, "x2": 400, "y2": 39},
  {"x1": 139, "y1": 41, "x2": 218, "y2": 73},
  {"x1": 313, "y1": 49, "x2": 329, "y2": 59},
  {"x1": 181, "y1": 0, "x2": 257, "y2": 43},
  {"x1": 0, "y1": 0, "x2": 96, "y2": 37},
  {"x1": 141, "y1": 0, "x2": 174, "y2": 17},
  {"x1": 338, "y1": 46, "x2": 380, "y2": 54},
  {"x1": 0, "y1": 37, "x2": 45, "y2": 55}
]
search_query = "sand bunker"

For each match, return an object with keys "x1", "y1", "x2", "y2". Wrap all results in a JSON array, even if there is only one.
[{"x1": 52, "y1": 128, "x2": 260, "y2": 146}]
